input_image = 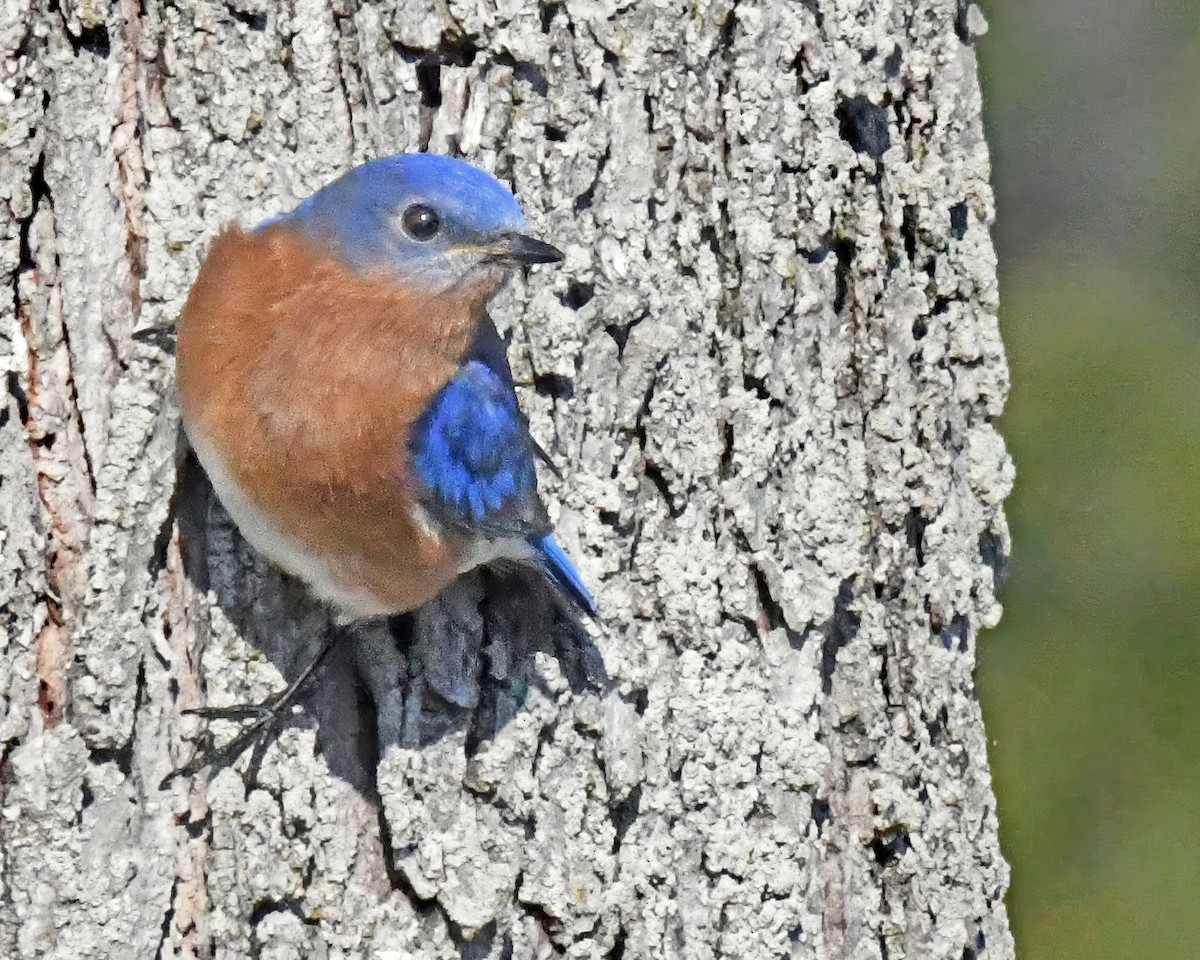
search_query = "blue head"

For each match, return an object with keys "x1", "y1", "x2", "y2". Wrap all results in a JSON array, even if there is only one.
[{"x1": 273, "y1": 153, "x2": 563, "y2": 290}]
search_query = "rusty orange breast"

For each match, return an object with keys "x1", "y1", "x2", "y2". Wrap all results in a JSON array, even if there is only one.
[{"x1": 176, "y1": 223, "x2": 500, "y2": 615}]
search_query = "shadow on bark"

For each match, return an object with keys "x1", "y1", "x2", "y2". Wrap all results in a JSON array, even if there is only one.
[{"x1": 172, "y1": 444, "x2": 607, "y2": 800}]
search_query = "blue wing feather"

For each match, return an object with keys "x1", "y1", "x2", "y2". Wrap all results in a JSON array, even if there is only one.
[
  {"x1": 410, "y1": 359, "x2": 542, "y2": 535},
  {"x1": 410, "y1": 319, "x2": 595, "y2": 615},
  {"x1": 535, "y1": 534, "x2": 596, "y2": 616}
]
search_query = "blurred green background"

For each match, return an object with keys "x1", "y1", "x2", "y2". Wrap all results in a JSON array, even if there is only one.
[{"x1": 976, "y1": 1, "x2": 1200, "y2": 957}]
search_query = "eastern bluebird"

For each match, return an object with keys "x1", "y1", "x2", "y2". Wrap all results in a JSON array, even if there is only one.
[{"x1": 172, "y1": 154, "x2": 594, "y2": 775}]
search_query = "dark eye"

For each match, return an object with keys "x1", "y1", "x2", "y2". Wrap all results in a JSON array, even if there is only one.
[{"x1": 402, "y1": 203, "x2": 441, "y2": 241}]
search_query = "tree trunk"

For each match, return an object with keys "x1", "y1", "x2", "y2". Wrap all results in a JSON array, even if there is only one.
[{"x1": 0, "y1": 0, "x2": 1014, "y2": 957}]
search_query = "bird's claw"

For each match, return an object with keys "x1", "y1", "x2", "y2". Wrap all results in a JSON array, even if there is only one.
[
  {"x1": 161, "y1": 634, "x2": 341, "y2": 790},
  {"x1": 183, "y1": 700, "x2": 292, "y2": 722}
]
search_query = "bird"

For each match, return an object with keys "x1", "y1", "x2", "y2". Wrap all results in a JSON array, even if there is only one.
[{"x1": 170, "y1": 153, "x2": 594, "y2": 780}]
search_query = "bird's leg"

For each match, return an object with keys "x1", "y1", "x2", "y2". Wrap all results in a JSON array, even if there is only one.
[{"x1": 161, "y1": 630, "x2": 340, "y2": 788}]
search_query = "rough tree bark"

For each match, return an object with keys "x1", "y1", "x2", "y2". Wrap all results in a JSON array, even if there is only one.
[{"x1": 0, "y1": 0, "x2": 1014, "y2": 957}]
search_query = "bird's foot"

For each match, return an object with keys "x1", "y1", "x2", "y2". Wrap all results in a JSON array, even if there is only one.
[{"x1": 160, "y1": 633, "x2": 339, "y2": 789}]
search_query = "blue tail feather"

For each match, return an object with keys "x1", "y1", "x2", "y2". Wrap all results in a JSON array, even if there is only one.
[{"x1": 535, "y1": 535, "x2": 597, "y2": 617}]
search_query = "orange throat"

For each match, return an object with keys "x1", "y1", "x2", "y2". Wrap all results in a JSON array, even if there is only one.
[{"x1": 175, "y1": 223, "x2": 502, "y2": 615}]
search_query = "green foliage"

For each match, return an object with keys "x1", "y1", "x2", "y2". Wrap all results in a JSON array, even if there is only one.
[{"x1": 977, "y1": 2, "x2": 1200, "y2": 956}]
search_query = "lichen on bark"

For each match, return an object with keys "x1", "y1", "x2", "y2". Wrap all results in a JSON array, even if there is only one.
[{"x1": 0, "y1": 1, "x2": 1013, "y2": 957}]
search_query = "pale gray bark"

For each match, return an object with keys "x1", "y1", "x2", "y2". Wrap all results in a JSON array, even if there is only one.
[{"x1": 0, "y1": 0, "x2": 1014, "y2": 958}]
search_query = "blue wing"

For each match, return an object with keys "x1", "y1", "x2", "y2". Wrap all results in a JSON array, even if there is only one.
[{"x1": 409, "y1": 320, "x2": 596, "y2": 615}]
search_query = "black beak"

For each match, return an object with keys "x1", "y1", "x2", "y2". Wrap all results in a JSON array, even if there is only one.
[{"x1": 487, "y1": 232, "x2": 565, "y2": 265}]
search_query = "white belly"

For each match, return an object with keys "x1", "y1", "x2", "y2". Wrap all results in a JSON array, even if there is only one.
[{"x1": 190, "y1": 436, "x2": 392, "y2": 618}]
